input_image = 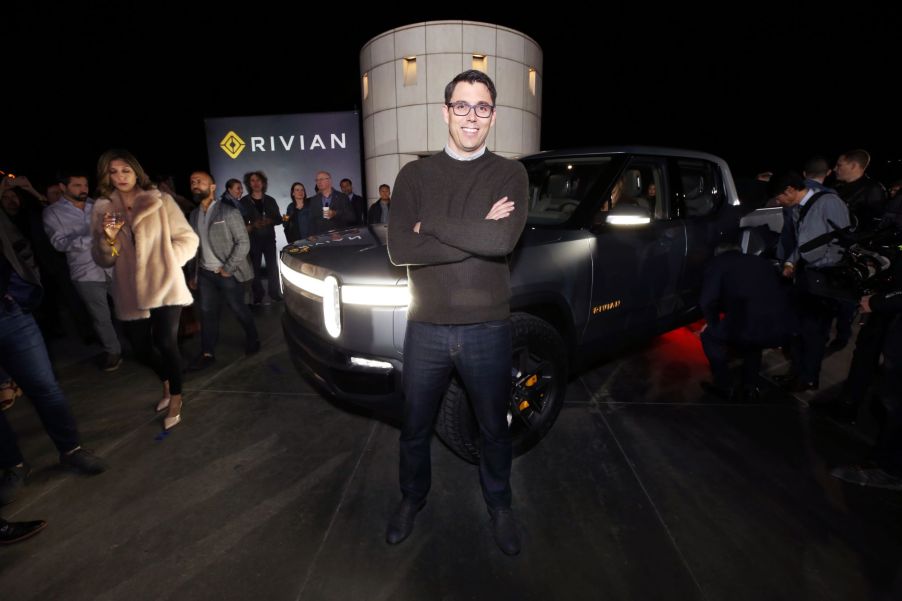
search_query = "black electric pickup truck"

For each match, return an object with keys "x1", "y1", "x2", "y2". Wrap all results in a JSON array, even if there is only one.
[{"x1": 279, "y1": 147, "x2": 740, "y2": 462}]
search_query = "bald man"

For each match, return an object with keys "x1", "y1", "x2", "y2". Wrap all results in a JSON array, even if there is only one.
[{"x1": 187, "y1": 172, "x2": 259, "y2": 371}]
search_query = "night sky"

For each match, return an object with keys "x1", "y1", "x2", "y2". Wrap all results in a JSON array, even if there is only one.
[{"x1": 5, "y1": 5, "x2": 900, "y2": 192}]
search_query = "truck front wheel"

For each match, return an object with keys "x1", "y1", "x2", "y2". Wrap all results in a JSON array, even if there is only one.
[{"x1": 435, "y1": 313, "x2": 568, "y2": 464}]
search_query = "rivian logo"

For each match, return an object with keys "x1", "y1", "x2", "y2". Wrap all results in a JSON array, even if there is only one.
[
  {"x1": 592, "y1": 300, "x2": 621, "y2": 314},
  {"x1": 219, "y1": 131, "x2": 246, "y2": 159}
]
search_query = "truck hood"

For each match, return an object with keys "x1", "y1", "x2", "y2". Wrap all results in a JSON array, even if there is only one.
[{"x1": 280, "y1": 224, "x2": 407, "y2": 286}]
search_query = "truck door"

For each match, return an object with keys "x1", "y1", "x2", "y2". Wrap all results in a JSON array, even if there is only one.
[
  {"x1": 583, "y1": 156, "x2": 687, "y2": 346},
  {"x1": 669, "y1": 158, "x2": 729, "y2": 309}
]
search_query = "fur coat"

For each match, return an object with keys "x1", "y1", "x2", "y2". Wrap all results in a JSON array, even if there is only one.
[{"x1": 92, "y1": 188, "x2": 199, "y2": 320}]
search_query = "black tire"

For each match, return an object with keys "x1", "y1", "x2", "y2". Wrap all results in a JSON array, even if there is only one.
[{"x1": 435, "y1": 313, "x2": 569, "y2": 464}]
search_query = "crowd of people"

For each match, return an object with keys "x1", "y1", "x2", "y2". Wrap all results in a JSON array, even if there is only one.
[
  {"x1": 2, "y1": 75, "x2": 901, "y2": 553},
  {"x1": 699, "y1": 150, "x2": 902, "y2": 492},
  {"x1": 0, "y1": 150, "x2": 392, "y2": 544}
]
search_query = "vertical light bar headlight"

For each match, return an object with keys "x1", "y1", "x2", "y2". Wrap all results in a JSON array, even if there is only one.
[{"x1": 322, "y1": 275, "x2": 341, "y2": 338}]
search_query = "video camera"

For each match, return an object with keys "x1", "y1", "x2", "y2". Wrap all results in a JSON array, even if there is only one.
[{"x1": 798, "y1": 225, "x2": 902, "y2": 301}]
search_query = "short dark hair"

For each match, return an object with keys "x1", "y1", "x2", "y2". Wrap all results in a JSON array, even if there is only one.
[
  {"x1": 225, "y1": 178, "x2": 242, "y2": 191},
  {"x1": 444, "y1": 69, "x2": 497, "y2": 104},
  {"x1": 339, "y1": 178, "x2": 352, "y2": 186},
  {"x1": 840, "y1": 149, "x2": 871, "y2": 170},
  {"x1": 378, "y1": 184, "x2": 390, "y2": 191},
  {"x1": 802, "y1": 156, "x2": 830, "y2": 178},
  {"x1": 57, "y1": 170, "x2": 89, "y2": 186},
  {"x1": 767, "y1": 171, "x2": 807, "y2": 197}
]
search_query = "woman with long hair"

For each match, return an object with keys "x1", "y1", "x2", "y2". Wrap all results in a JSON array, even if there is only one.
[{"x1": 91, "y1": 149, "x2": 198, "y2": 430}]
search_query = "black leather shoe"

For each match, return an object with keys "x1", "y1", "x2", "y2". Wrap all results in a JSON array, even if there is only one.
[
  {"x1": 0, "y1": 464, "x2": 30, "y2": 506},
  {"x1": 60, "y1": 448, "x2": 107, "y2": 475},
  {"x1": 386, "y1": 498, "x2": 425, "y2": 545},
  {"x1": 0, "y1": 518, "x2": 47, "y2": 544},
  {"x1": 489, "y1": 507, "x2": 521, "y2": 556}
]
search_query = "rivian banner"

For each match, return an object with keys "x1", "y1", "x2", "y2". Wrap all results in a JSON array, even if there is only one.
[{"x1": 205, "y1": 111, "x2": 362, "y2": 249}]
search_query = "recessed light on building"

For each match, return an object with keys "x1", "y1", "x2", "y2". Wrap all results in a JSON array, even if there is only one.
[
  {"x1": 472, "y1": 54, "x2": 487, "y2": 72},
  {"x1": 402, "y1": 57, "x2": 417, "y2": 86}
]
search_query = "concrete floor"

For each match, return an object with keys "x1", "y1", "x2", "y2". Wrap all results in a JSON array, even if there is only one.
[{"x1": 2, "y1": 306, "x2": 901, "y2": 600}]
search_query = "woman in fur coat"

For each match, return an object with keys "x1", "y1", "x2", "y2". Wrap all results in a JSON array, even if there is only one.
[{"x1": 92, "y1": 149, "x2": 199, "y2": 430}]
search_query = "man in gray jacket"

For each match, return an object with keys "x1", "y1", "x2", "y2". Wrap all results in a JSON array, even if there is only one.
[
  {"x1": 771, "y1": 171, "x2": 850, "y2": 391},
  {"x1": 187, "y1": 172, "x2": 259, "y2": 371}
]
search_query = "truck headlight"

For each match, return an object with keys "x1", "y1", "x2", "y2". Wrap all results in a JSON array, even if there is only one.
[
  {"x1": 323, "y1": 276, "x2": 341, "y2": 338},
  {"x1": 341, "y1": 285, "x2": 410, "y2": 307}
]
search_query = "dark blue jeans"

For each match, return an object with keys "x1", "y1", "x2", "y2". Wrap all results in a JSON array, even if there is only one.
[
  {"x1": 400, "y1": 320, "x2": 513, "y2": 509},
  {"x1": 198, "y1": 269, "x2": 259, "y2": 355},
  {"x1": 0, "y1": 300, "x2": 80, "y2": 467}
]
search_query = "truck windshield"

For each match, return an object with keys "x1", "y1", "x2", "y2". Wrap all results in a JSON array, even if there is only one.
[{"x1": 520, "y1": 156, "x2": 624, "y2": 226}]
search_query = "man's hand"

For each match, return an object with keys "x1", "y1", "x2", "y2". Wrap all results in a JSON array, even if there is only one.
[
  {"x1": 860, "y1": 295, "x2": 873, "y2": 314},
  {"x1": 218, "y1": 269, "x2": 232, "y2": 278},
  {"x1": 413, "y1": 221, "x2": 421, "y2": 233},
  {"x1": 782, "y1": 263, "x2": 795, "y2": 279},
  {"x1": 485, "y1": 196, "x2": 515, "y2": 220}
]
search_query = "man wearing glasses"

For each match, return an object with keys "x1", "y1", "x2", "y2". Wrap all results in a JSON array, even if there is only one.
[{"x1": 386, "y1": 70, "x2": 528, "y2": 555}]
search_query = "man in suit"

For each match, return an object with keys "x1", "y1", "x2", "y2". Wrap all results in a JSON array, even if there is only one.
[
  {"x1": 700, "y1": 230, "x2": 797, "y2": 400},
  {"x1": 368, "y1": 184, "x2": 391, "y2": 224},
  {"x1": 310, "y1": 172, "x2": 354, "y2": 235},
  {"x1": 187, "y1": 172, "x2": 260, "y2": 371},
  {"x1": 340, "y1": 178, "x2": 366, "y2": 226}
]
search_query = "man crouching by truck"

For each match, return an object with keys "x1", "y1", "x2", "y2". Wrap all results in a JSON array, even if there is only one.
[{"x1": 385, "y1": 69, "x2": 528, "y2": 555}]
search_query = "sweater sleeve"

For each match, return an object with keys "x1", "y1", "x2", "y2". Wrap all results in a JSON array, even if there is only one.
[
  {"x1": 163, "y1": 193, "x2": 200, "y2": 267},
  {"x1": 419, "y1": 163, "x2": 528, "y2": 257},
  {"x1": 387, "y1": 166, "x2": 470, "y2": 267}
]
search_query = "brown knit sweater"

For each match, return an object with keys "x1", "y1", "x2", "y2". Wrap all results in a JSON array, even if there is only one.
[{"x1": 387, "y1": 150, "x2": 528, "y2": 324}]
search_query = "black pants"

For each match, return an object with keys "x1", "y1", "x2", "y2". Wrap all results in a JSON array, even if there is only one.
[
  {"x1": 840, "y1": 313, "x2": 888, "y2": 407},
  {"x1": 701, "y1": 328, "x2": 771, "y2": 391},
  {"x1": 875, "y1": 315, "x2": 902, "y2": 474},
  {"x1": 792, "y1": 292, "x2": 836, "y2": 385},
  {"x1": 121, "y1": 306, "x2": 183, "y2": 395},
  {"x1": 248, "y1": 237, "x2": 282, "y2": 303}
]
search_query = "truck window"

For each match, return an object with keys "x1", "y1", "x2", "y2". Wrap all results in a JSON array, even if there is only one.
[{"x1": 675, "y1": 159, "x2": 722, "y2": 218}]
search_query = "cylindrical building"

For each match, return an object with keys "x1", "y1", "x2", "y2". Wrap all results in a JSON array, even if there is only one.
[{"x1": 360, "y1": 20, "x2": 542, "y2": 204}]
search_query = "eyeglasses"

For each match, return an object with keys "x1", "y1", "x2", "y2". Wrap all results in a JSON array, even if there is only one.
[{"x1": 446, "y1": 101, "x2": 495, "y2": 118}]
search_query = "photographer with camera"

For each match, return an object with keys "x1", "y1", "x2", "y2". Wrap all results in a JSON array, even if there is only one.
[{"x1": 771, "y1": 172, "x2": 850, "y2": 392}]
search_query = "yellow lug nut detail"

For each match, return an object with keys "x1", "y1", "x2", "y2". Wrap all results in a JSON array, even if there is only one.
[
  {"x1": 518, "y1": 400, "x2": 530, "y2": 411},
  {"x1": 525, "y1": 375, "x2": 538, "y2": 387}
]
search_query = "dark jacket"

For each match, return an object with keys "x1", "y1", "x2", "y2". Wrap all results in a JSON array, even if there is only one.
[
  {"x1": 308, "y1": 190, "x2": 353, "y2": 235},
  {"x1": 284, "y1": 201, "x2": 313, "y2": 242},
  {"x1": 700, "y1": 250, "x2": 796, "y2": 346},
  {"x1": 367, "y1": 200, "x2": 389, "y2": 224},
  {"x1": 347, "y1": 193, "x2": 366, "y2": 226},
  {"x1": 239, "y1": 194, "x2": 281, "y2": 242},
  {"x1": 837, "y1": 175, "x2": 886, "y2": 231}
]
